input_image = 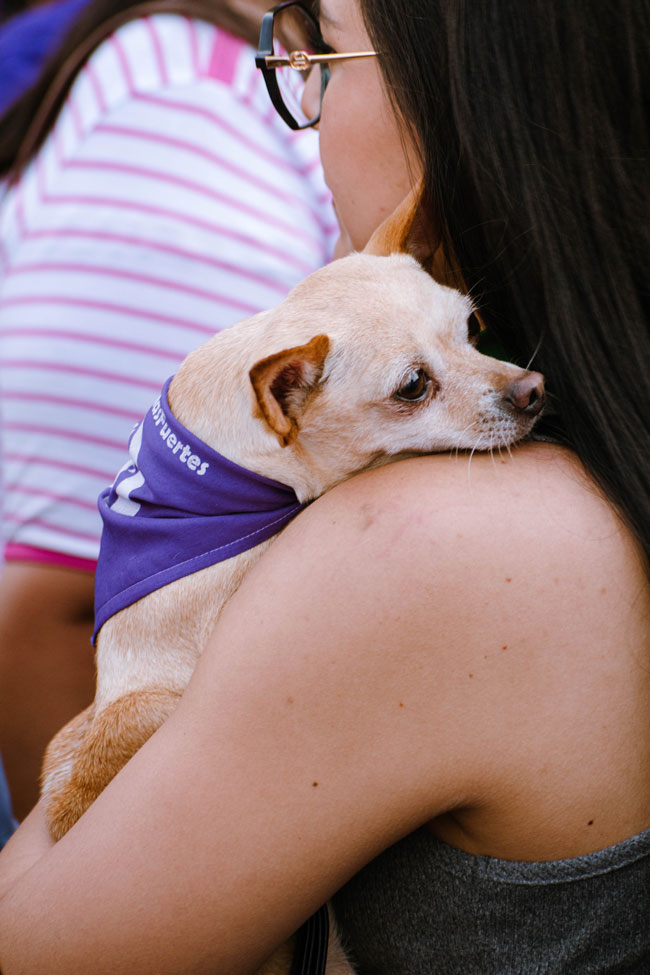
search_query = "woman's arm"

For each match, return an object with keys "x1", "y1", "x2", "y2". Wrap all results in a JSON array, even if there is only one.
[
  {"x1": 0, "y1": 804, "x2": 54, "y2": 901},
  {"x1": 1, "y1": 444, "x2": 644, "y2": 975}
]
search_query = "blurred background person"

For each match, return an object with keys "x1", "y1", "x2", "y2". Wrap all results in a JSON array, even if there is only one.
[
  {"x1": 0, "y1": 0, "x2": 337, "y2": 821},
  {"x1": 0, "y1": 0, "x2": 90, "y2": 114}
]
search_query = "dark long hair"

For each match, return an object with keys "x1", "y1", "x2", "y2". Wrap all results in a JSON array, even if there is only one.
[
  {"x1": 0, "y1": 0, "x2": 264, "y2": 180},
  {"x1": 363, "y1": 0, "x2": 650, "y2": 564}
]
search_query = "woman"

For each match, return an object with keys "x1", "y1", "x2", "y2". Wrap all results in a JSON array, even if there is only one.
[
  {"x1": 0, "y1": 0, "x2": 648, "y2": 972},
  {"x1": 0, "y1": 0, "x2": 335, "y2": 820}
]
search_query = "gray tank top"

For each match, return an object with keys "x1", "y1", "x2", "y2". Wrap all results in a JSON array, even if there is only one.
[{"x1": 332, "y1": 826, "x2": 650, "y2": 974}]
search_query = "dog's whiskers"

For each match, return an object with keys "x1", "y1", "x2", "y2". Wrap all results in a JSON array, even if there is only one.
[
  {"x1": 466, "y1": 441, "x2": 481, "y2": 487},
  {"x1": 525, "y1": 332, "x2": 545, "y2": 371},
  {"x1": 458, "y1": 419, "x2": 479, "y2": 447}
]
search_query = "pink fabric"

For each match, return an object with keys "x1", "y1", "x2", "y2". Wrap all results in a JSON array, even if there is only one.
[
  {"x1": 62, "y1": 156, "x2": 323, "y2": 245},
  {"x1": 1, "y1": 295, "x2": 219, "y2": 337},
  {"x1": 0, "y1": 326, "x2": 189, "y2": 364},
  {"x1": 2, "y1": 390, "x2": 145, "y2": 422},
  {"x1": 30, "y1": 182, "x2": 317, "y2": 278},
  {"x1": 144, "y1": 16, "x2": 169, "y2": 86},
  {"x1": 4, "y1": 543, "x2": 97, "y2": 572},
  {"x1": 134, "y1": 90, "x2": 316, "y2": 178},
  {"x1": 207, "y1": 29, "x2": 241, "y2": 84}
]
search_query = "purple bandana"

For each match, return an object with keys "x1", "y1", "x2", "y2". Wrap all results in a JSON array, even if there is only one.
[{"x1": 93, "y1": 377, "x2": 307, "y2": 642}]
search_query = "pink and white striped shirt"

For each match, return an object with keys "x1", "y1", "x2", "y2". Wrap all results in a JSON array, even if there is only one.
[{"x1": 0, "y1": 14, "x2": 337, "y2": 567}]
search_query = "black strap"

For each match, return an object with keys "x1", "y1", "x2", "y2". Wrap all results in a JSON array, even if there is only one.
[{"x1": 290, "y1": 904, "x2": 330, "y2": 975}]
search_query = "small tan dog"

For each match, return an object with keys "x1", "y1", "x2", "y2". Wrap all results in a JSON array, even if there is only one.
[{"x1": 41, "y1": 192, "x2": 544, "y2": 974}]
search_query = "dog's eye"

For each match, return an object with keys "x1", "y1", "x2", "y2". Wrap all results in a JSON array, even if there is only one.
[
  {"x1": 395, "y1": 368, "x2": 430, "y2": 402},
  {"x1": 468, "y1": 313, "x2": 481, "y2": 345}
]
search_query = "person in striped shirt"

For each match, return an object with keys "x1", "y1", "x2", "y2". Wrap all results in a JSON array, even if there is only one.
[{"x1": 0, "y1": 0, "x2": 337, "y2": 820}]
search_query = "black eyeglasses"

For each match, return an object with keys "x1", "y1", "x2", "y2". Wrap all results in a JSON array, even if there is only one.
[{"x1": 255, "y1": 0, "x2": 377, "y2": 130}]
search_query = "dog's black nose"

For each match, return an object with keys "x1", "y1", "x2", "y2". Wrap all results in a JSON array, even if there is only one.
[{"x1": 504, "y1": 372, "x2": 545, "y2": 416}]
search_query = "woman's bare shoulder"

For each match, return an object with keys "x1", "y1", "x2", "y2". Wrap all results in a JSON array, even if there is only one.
[
  {"x1": 277, "y1": 440, "x2": 638, "y2": 598},
  {"x1": 322, "y1": 440, "x2": 614, "y2": 530},
  {"x1": 259, "y1": 441, "x2": 649, "y2": 858},
  {"x1": 220, "y1": 440, "x2": 647, "y2": 797}
]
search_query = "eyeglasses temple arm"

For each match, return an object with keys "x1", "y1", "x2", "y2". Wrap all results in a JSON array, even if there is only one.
[{"x1": 263, "y1": 50, "x2": 377, "y2": 69}]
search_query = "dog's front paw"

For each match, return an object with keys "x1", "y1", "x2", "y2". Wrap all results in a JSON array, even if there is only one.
[{"x1": 41, "y1": 686, "x2": 183, "y2": 840}]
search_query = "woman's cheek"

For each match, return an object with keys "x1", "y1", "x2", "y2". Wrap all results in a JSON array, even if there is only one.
[
  {"x1": 319, "y1": 138, "x2": 376, "y2": 251},
  {"x1": 317, "y1": 135, "x2": 358, "y2": 251},
  {"x1": 333, "y1": 225, "x2": 355, "y2": 259},
  {"x1": 317, "y1": 69, "x2": 420, "y2": 252}
]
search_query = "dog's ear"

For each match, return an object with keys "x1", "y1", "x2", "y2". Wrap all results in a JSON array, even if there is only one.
[
  {"x1": 363, "y1": 181, "x2": 435, "y2": 266},
  {"x1": 249, "y1": 334, "x2": 330, "y2": 447},
  {"x1": 363, "y1": 181, "x2": 467, "y2": 292}
]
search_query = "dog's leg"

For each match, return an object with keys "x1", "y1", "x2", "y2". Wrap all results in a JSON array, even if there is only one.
[
  {"x1": 44, "y1": 686, "x2": 182, "y2": 840},
  {"x1": 41, "y1": 703, "x2": 95, "y2": 808}
]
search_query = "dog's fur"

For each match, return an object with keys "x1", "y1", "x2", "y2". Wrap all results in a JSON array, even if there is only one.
[{"x1": 41, "y1": 193, "x2": 544, "y2": 974}]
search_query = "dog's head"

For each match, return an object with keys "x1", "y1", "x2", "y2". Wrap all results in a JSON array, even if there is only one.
[
  {"x1": 243, "y1": 253, "x2": 543, "y2": 498},
  {"x1": 172, "y1": 186, "x2": 543, "y2": 501}
]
